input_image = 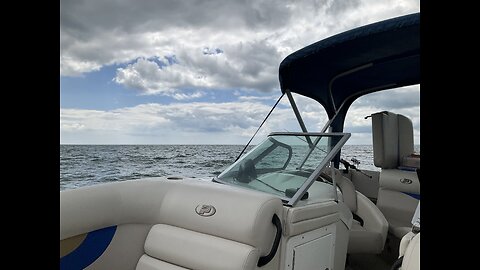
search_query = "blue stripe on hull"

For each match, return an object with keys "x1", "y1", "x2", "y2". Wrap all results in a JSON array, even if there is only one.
[
  {"x1": 403, "y1": 192, "x2": 420, "y2": 200},
  {"x1": 60, "y1": 226, "x2": 116, "y2": 270}
]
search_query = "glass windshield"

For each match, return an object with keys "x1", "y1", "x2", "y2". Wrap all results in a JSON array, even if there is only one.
[{"x1": 216, "y1": 132, "x2": 350, "y2": 205}]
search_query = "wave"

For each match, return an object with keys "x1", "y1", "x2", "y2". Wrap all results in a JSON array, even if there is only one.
[{"x1": 60, "y1": 145, "x2": 383, "y2": 191}]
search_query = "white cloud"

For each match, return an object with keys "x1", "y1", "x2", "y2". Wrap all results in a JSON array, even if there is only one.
[
  {"x1": 353, "y1": 85, "x2": 420, "y2": 109},
  {"x1": 113, "y1": 56, "x2": 214, "y2": 98},
  {"x1": 238, "y1": 95, "x2": 278, "y2": 102},
  {"x1": 61, "y1": 88, "x2": 419, "y2": 145},
  {"x1": 60, "y1": 95, "x2": 334, "y2": 144},
  {"x1": 61, "y1": 0, "x2": 420, "y2": 95},
  {"x1": 60, "y1": 0, "x2": 420, "y2": 144},
  {"x1": 344, "y1": 86, "x2": 420, "y2": 144},
  {"x1": 112, "y1": 39, "x2": 281, "y2": 95},
  {"x1": 171, "y1": 91, "x2": 205, "y2": 100}
]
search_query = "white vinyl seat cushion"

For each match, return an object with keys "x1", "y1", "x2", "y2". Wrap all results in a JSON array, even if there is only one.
[
  {"x1": 348, "y1": 191, "x2": 388, "y2": 254},
  {"x1": 330, "y1": 169, "x2": 388, "y2": 254},
  {"x1": 376, "y1": 186, "x2": 419, "y2": 239},
  {"x1": 399, "y1": 232, "x2": 420, "y2": 270},
  {"x1": 133, "y1": 180, "x2": 283, "y2": 270},
  {"x1": 137, "y1": 255, "x2": 188, "y2": 270},
  {"x1": 372, "y1": 112, "x2": 414, "y2": 169},
  {"x1": 136, "y1": 224, "x2": 259, "y2": 270},
  {"x1": 60, "y1": 179, "x2": 283, "y2": 270},
  {"x1": 157, "y1": 181, "x2": 283, "y2": 256},
  {"x1": 371, "y1": 111, "x2": 420, "y2": 240}
]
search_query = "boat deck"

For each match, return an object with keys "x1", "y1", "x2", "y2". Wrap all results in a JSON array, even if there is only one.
[{"x1": 346, "y1": 234, "x2": 400, "y2": 270}]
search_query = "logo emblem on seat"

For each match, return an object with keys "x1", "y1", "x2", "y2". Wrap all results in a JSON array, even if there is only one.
[
  {"x1": 195, "y1": 204, "x2": 216, "y2": 217},
  {"x1": 400, "y1": 178, "x2": 413, "y2": 184}
]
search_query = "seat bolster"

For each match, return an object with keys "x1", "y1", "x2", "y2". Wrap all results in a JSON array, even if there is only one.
[
  {"x1": 355, "y1": 191, "x2": 388, "y2": 249},
  {"x1": 142, "y1": 224, "x2": 259, "y2": 270}
]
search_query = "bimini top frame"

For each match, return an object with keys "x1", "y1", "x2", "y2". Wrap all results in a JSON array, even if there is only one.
[{"x1": 279, "y1": 13, "x2": 420, "y2": 135}]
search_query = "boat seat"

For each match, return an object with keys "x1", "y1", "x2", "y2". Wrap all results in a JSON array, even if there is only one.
[
  {"x1": 397, "y1": 232, "x2": 420, "y2": 270},
  {"x1": 371, "y1": 111, "x2": 420, "y2": 239},
  {"x1": 137, "y1": 224, "x2": 258, "y2": 270},
  {"x1": 331, "y1": 169, "x2": 388, "y2": 254},
  {"x1": 135, "y1": 181, "x2": 283, "y2": 270}
]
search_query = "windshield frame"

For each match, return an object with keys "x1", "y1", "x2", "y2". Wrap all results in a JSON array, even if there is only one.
[{"x1": 214, "y1": 132, "x2": 350, "y2": 206}]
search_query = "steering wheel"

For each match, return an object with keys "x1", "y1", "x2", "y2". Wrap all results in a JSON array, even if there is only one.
[{"x1": 236, "y1": 159, "x2": 257, "y2": 183}]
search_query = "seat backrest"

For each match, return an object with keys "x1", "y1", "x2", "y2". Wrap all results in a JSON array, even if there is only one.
[
  {"x1": 327, "y1": 169, "x2": 388, "y2": 254},
  {"x1": 331, "y1": 169, "x2": 357, "y2": 213},
  {"x1": 372, "y1": 111, "x2": 414, "y2": 169},
  {"x1": 136, "y1": 180, "x2": 284, "y2": 270},
  {"x1": 372, "y1": 111, "x2": 419, "y2": 239}
]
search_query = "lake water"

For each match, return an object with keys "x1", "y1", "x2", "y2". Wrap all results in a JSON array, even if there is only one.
[{"x1": 60, "y1": 144, "x2": 419, "y2": 190}]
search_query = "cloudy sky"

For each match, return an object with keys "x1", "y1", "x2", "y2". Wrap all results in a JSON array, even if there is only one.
[{"x1": 60, "y1": 0, "x2": 420, "y2": 145}]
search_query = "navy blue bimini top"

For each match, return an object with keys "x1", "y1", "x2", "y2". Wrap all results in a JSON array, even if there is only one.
[{"x1": 279, "y1": 13, "x2": 420, "y2": 127}]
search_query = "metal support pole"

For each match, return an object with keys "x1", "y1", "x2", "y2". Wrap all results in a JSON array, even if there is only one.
[
  {"x1": 331, "y1": 161, "x2": 338, "y2": 202},
  {"x1": 285, "y1": 89, "x2": 313, "y2": 147}
]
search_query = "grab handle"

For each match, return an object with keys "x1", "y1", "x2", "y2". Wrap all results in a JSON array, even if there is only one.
[{"x1": 257, "y1": 214, "x2": 282, "y2": 267}]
